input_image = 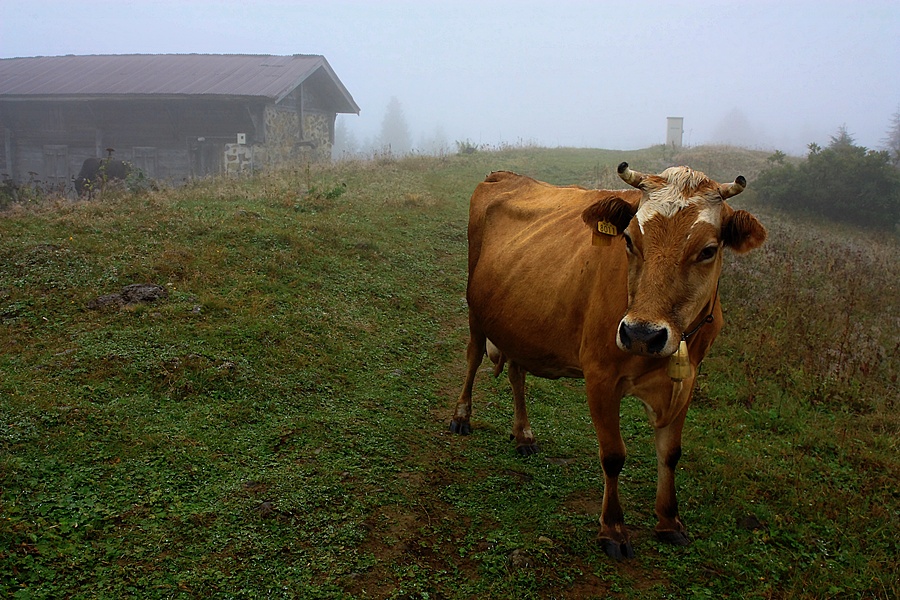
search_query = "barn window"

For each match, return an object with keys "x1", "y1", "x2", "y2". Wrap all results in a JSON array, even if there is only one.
[
  {"x1": 42, "y1": 145, "x2": 68, "y2": 187},
  {"x1": 132, "y1": 147, "x2": 158, "y2": 177}
]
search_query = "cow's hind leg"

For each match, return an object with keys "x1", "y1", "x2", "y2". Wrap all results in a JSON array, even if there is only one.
[
  {"x1": 450, "y1": 330, "x2": 486, "y2": 435},
  {"x1": 508, "y1": 361, "x2": 538, "y2": 456}
]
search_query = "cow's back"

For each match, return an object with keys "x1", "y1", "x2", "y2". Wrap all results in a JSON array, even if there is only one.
[
  {"x1": 76, "y1": 158, "x2": 102, "y2": 180},
  {"x1": 465, "y1": 171, "x2": 639, "y2": 378},
  {"x1": 75, "y1": 158, "x2": 101, "y2": 195},
  {"x1": 468, "y1": 171, "x2": 608, "y2": 271},
  {"x1": 75, "y1": 158, "x2": 131, "y2": 195}
]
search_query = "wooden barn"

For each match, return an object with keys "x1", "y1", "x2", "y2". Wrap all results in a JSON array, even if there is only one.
[{"x1": 0, "y1": 54, "x2": 360, "y2": 189}]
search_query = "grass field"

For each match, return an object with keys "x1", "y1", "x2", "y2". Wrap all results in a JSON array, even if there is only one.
[{"x1": 2, "y1": 146, "x2": 898, "y2": 598}]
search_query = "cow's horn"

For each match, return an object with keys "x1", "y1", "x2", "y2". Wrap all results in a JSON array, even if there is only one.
[
  {"x1": 617, "y1": 162, "x2": 645, "y2": 188},
  {"x1": 719, "y1": 175, "x2": 747, "y2": 199}
]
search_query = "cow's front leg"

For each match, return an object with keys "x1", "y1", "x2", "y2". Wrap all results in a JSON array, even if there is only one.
[
  {"x1": 586, "y1": 381, "x2": 633, "y2": 560},
  {"x1": 652, "y1": 396, "x2": 691, "y2": 546},
  {"x1": 508, "y1": 361, "x2": 538, "y2": 455},
  {"x1": 449, "y1": 330, "x2": 486, "y2": 435}
]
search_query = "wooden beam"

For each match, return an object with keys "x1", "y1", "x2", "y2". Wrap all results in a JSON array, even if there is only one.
[
  {"x1": 245, "y1": 105, "x2": 261, "y2": 141},
  {"x1": 298, "y1": 84, "x2": 304, "y2": 140}
]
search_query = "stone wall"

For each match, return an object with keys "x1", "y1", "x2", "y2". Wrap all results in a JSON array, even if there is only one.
[
  {"x1": 263, "y1": 105, "x2": 300, "y2": 169},
  {"x1": 302, "y1": 112, "x2": 333, "y2": 162},
  {"x1": 217, "y1": 105, "x2": 334, "y2": 173},
  {"x1": 223, "y1": 143, "x2": 264, "y2": 175},
  {"x1": 260, "y1": 104, "x2": 334, "y2": 168}
]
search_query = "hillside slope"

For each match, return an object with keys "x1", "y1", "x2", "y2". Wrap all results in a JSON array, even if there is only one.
[{"x1": 2, "y1": 148, "x2": 897, "y2": 599}]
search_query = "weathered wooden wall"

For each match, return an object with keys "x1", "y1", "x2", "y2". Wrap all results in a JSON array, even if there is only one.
[{"x1": 0, "y1": 85, "x2": 337, "y2": 188}]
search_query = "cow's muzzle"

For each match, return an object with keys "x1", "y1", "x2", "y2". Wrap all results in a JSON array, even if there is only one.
[{"x1": 617, "y1": 319, "x2": 673, "y2": 356}]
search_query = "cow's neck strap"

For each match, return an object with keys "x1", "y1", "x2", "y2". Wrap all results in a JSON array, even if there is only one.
[
  {"x1": 682, "y1": 281, "x2": 719, "y2": 343},
  {"x1": 667, "y1": 282, "x2": 719, "y2": 383},
  {"x1": 682, "y1": 314, "x2": 714, "y2": 342}
]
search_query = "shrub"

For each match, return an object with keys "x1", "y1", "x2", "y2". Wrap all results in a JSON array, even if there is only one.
[{"x1": 755, "y1": 130, "x2": 900, "y2": 229}]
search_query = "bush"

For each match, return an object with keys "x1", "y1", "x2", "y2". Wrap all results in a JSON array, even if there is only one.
[{"x1": 755, "y1": 131, "x2": 900, "y2": 229}]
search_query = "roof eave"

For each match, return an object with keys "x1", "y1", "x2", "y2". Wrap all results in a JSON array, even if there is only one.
[
  {"x1": 0, "y1": 94, "x2": 275, "y2": 103},
  {"x1": 320, "y1": 57, "x2": 361, "y2": 114},
  {"x1": 274, "y1": 57, "x2": 360, "y2": 114}
]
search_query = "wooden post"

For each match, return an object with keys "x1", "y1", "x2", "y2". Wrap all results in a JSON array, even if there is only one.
[
  {"x1": 95, "y1": 128, "x2": 104, "y2": 157},
  {"x1": 4, "y1": 127, "x2": 13, "y2": 179}
]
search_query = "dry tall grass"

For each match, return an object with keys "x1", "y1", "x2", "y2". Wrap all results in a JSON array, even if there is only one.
[{"x1": 713, "y1": 199, "x2": 899, "y2": 417}]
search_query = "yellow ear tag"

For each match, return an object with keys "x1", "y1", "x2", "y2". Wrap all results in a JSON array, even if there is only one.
[{"x1": 591, "y1": 221, "x2": 617, "y2": 246}]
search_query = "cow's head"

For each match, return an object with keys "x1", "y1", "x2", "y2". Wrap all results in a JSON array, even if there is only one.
[{"x1": 583, "y1": 162, "x2": 767, "y2": 357}]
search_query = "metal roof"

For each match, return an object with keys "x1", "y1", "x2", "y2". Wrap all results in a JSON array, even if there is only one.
[{"x1": 0, "y1": 54, "x2": 360, "y2": 113}]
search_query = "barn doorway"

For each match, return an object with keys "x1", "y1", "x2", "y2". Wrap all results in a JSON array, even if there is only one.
[{"x1": 189, "y1": 138, "x2": 223, "y2": 178}]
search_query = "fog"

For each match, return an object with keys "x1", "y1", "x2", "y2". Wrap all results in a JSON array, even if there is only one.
[{"x1": 3, "y1": 0, "x2": 898, "y2": 156}]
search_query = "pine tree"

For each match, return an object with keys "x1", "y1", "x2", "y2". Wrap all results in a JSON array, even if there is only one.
[
  {"x1": 378, "y1": 97, "x2": 412, "y2": 156},
  {"x1": 882, "y1": 106, "x2": 900, "y2": 167},
  {"x1": 829, "y1": 124, "x2": 855, "y2": 148}
]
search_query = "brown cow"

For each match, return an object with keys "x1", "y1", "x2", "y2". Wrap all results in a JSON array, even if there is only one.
[{"x1": 450, "y1": 162, "x2": 766, "y2": 559}]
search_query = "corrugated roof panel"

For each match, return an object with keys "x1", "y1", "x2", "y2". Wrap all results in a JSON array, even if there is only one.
[{"x1": 0, "y1": 54, "x2": 328, "y2": 99}]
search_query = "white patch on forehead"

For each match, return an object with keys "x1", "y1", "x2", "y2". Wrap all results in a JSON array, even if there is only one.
[
  {"x1": 695, "y1": 204, "x2": 722, "y2": 229},
  {"x1": 635, "y1": 166, "x2": 721, "y2": 233}
]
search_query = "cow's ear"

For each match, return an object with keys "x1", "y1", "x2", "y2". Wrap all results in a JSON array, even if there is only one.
[
  {"x1": 721, "y1": 205, "x2": 767, "y2": 254},
  {"x1": 582, "y1": 195, "x2": 637, "y2": 235}
]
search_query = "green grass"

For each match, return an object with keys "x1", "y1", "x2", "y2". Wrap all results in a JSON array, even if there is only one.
[{"x1": 2, "y1": 147, "x2": 897, "y2": 599}]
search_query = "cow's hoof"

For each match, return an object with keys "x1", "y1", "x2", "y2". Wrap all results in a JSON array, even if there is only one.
[
  {"x1": 449, "y1": 420, "x2": 471, "y2": 435},
  {"x1": 515, "y1": 442, "x2": 540, "y2": 456},
  {"x1": 600, "y1": 538, "x2": 635, "y2": 560},
  {"x1": 656, "y1": 530, "x2": 691, "y2": 546}
]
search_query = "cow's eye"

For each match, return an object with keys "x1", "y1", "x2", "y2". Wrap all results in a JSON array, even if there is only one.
[
  {"x1": 623, "y1": 232, "x2": 634, "y2": 254},
  {"x1": 697, "y1": 245, "x2": 718, "y2": 263}
]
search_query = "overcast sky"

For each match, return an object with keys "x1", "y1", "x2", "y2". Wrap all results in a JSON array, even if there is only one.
[{"x1": 2, "y1": 0, "x2": 898, "y2": 155}]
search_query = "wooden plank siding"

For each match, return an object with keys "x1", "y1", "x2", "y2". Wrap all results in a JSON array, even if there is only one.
[
  {"x1": 0, "y1": 55, "x2": 360, "y2": 190},
  {"x1": 0, "y1": 98, "x2": 272, "y2": 185}
]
